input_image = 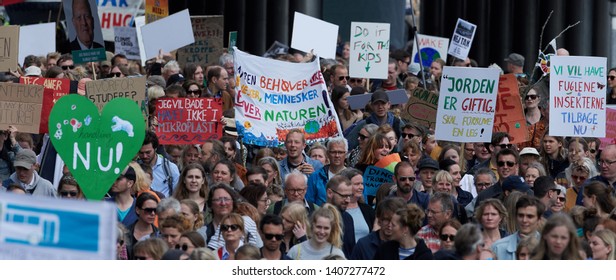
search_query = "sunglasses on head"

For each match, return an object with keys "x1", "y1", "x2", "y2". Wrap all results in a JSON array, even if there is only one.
[
  {"x1": 525, "y1": 95, "x2": 538, "y2": 101},
  {"x1": 141, "y1": 207, "x2": 157, "y2": 214},
  {"x1": 498, "y1": 143, "x2": 513, "y2": 149},
  {"x1": 221, "y1": 224, "x2": 240, "y2": 232},
  {"x1": 61, "y1": 65, "x2": 75, "y2": 70},
  {"x1": 108, "y1": 72, "x2": 122, "y2": 78},
  {"x1": 440, "y1": 234, "x2": 455, "y2": 241},
  {"x1": 338, "y1": 76, "x2": 350, "y2": 81},
  {"x1": 497, "y1": 161, "x2": 515, "y2": 167},
  {"x1": 60, "y1": 191, "x2": 78, "y2": 197},
  {"x1": 264, "y1": 233, "x2": 284, "y2": 241},
  {"x1": 609, "y1": 75, "x2": 616, "y2": 81}
]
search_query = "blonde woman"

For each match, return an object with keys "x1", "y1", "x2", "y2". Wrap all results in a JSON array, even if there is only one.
[{"x1": 287, "y1": 203, "x2": 345, "y2": 260}]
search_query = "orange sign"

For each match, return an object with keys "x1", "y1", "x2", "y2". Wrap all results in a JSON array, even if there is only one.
[{"x1": 493, "y1": 74, "x2": 528, "y2": 143}]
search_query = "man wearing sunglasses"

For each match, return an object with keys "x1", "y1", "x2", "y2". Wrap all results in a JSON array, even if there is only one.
[
  {"x1": 467, "y1": 132, "x2": 512, "y2": 178},
  {"x1": 475, "y1": 148, "x2": 519, "y2": 206},
  {"x1": 259, "y1": 214, "x2": 291, "y2": 260},
  {"x1": 329, "y1": 64, "x2": 350, "y2": 91},
  {"x1": 532, "y1": 176, "x2": 561, "y2": 219},
  {"x1": 389, "y1": 161, "x2": 429, "y2": 210}
]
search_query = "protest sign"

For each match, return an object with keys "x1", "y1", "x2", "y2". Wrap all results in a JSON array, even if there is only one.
[
  {"x1": 134, "y1": 16, "x2": 147, "y2": 66},
  {"x1": 155, "y1": 97, "x2": 223, "y2": 145},
  {"x1": 233, "y1": 47, "x2": 343, "y2": 147},
  {"x1": 0, "y1": 26, "x2": 19, "y2": 72},
  {"x1": 48, "y1": 95, "x2": 146, "y2": 200},
  {"x1": 113, "y1": 26, "x2": 140, "y2": 60},
  {"x1": 0, "y1": 193, "x2": 116, "y2": 260},
  {"x1": 435, "y1": 67, "x2": 499, "y2": 142},
  {"x1": 363, "y1": 166, "x2": 393, "y2": 207},
  {"x1": 97, "y1": 0, "x2": 144, "y2": 42},
  {"x1": 349, "y1": 22, "x2": 390, "y2": 79},
  {"x1": 600, "y1": 106, "x2": 616, "y2": 148},
  {"x1": 411, "y1": 34, "x2": 448, "y2": 71},
  {"x1": 63, "y1": 0, "x2": 104, "y2": 52},
  {"x1": 145, "y1": 0, "x2": 168, "y2": 23},
  {"x1": 549, "y1": 56, "x2": 607, "y2": 137},
  {"x1": 493, "y1": 74, "x2": 528, "y2": 143},
  {"x1": 85, "y1": 76, "x2": 147, "y2": 118},
  {"x1": 177, "y1": 16, "x2": 224, "y2": 67},
  {"x1": 0, "y1": 83, "x2": 44, "y2": 134},
  {"x1": 401, "y1": 87, "x2": 438, "y2": 129},
  {"x1": 447, "y1": 18, "x2": 476, "y2": 60},
  {"x1": 18, "y1": 23, "x2": 55, "y2": 69},
  {"x1": 291, "y1": 12, "x2": 338, "y2": 59},
  {"x1": 141, "y1": 9, "x2": 195, "y2": 60},
  {"x1": 20, "y1": 77, "x2": 70, "y2": 134},
  {"x1": 348, "y1": 89, "x2": 408, "y2": 111}
]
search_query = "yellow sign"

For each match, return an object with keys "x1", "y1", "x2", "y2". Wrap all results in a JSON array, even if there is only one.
[{"x1": 145, "y1": 0, "x2": 169, "y2": 23}]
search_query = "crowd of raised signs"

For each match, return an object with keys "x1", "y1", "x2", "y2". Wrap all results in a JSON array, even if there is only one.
[{"x1": 2, "y1": 42, "x2": 616, "y2": 261}]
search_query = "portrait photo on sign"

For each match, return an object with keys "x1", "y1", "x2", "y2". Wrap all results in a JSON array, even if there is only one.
[{"x1": 63, "y1": 0, "x2": 105, "y2": 51}]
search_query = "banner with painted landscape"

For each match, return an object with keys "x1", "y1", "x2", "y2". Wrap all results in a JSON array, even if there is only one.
[{"x1": 233, "y1": 47, "x2": 343, "y2": 146}]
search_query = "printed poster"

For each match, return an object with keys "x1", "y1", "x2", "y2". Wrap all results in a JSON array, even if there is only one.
[
  {"x1": 233, "y1": 47, "x2": 343, "y2": 147},
  {"x1": 447, "y1": 18, "x2": 476, "y2": 60}
]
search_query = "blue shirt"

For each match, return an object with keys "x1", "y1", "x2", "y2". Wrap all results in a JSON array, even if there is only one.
[{"x1": 150, "y1": 155, "x2": 180, "y2": 197}]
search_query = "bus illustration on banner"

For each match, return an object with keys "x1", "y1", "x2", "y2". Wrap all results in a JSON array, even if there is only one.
[{"x1": 1, "y1": 208, "x2": 60, "y2": 245}]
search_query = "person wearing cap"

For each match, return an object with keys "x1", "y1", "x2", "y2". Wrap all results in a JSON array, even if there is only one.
[
  {"x1": 500, "y1": 176, "x2": 531, "y2": 199},
  {"x1": 166, "y1": 73, "x2": 186, "y2": 88},
  {"x1": 4, "y1": 149, "x2": 55, "y2": 197},
  {"x1": 345, "y1": 89, "x2": 405, "y2": 152},
  {"x1": 518, "y1": 147, "x2": 541, "y2": 177},
  {"x1": 99, "y1": 61, "x2": 112, "y2": 78},
  {"x1": 504, "y1": 53, "x2": 525, "y2": 76},
  {"x1": 205, "y1": 66, "x2": 233, "y2": 111},
  {"x1": 107, "y1": 165, "x2": 138, "y2": 227},
  {"x1": 417, "y1": 157, "x2": 439, "y2": 194},
  {"x1": 24, "y1": 66, "x2": 42, "y2": 77}
]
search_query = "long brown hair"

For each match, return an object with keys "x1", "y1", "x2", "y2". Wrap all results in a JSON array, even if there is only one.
[
  {"x1": 173, "y1": 163, "x2": 208, "y2": 201},
  {"x1": 358, "y1": 133, "x2": 390, "y2": 165}
]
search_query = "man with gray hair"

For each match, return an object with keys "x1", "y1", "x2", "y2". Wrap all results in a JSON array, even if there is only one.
[
  {"x1": 307, "y1": 137, "x2": 348, "y2": 206},
  {"x1": 417, "y1": 192, "x2": 454, "y2": 253},
  {"x1": 464, "y1": 167, "x2": 498, "y2": 219},
  {"x1": 157, "y1": 197, "x2": 181, "y2": 222},
  {"x1": 268, "y1": 170, "x2": 318, "y2": 215}
]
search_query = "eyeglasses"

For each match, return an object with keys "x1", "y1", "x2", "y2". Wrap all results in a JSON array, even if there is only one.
[
  {"x1": 108, "y1": 72, "x2": 122, "y2": 78},
  {"x1": 60, "y1": 191, "x2": 78, "y2": 197},
  {"x1": 476, "y1": 182, "x2": 492, "y2": 188},
  {"x1": 557, "y1": 197, "x2": 566, "y2": 202},
  {"x1": 401, "y1": 132, "x2": 418, "y2": 139},
  {"x1": 221, "y1": 224, "x2": 240, "y2": 232},
  {"x1": 286, "y1": 188, "x2": 305, "y2": 194},
  {"x1": 609, "y1": 75, "x2": 616, "y2": 81},
  {"x1": 525, "y1": 95, "x2": 538, "y2": 101},
  {"x1": 497, "y1": 161, "x2": 515, "y2": 167},
  {"x1": 212, "y1": 197, "x2": 233, "y2": 204},
  {"x1": 338, "y1": 76, "x2": 350, "y2": 81},
  {"x1": 175, "y1": 244, "x2": 192, "y2": 251},
  {"x1": 571, "y1": 175, "x2": 587, "y2": 181},
  {"x1": 397, "y1": 176, "x2": 416, "y2": 182},
  {"x1": 187, "y1": 89, "x2": 201, "y2": 95},
  {"x1": 264, "y1": 233, "x2": 284, "y2": 241},
  {"x1": 330, "y1": 188, "x2": 353, "y2": 200},
  {"x1": 349, "y1": 78, "x2": 362, "y2": 83},
  {"x1": 498, "y1": 144, "x2": 513, "y2": 149},
  {"x1": 134, "y1": 256, "x2": 148, "y2": 260},
  {"x1": 328, "y1": 150, "x2": 346, "y2": 155},
  {"x1": 598, "y1": 159, "x2": 616, "y2": 166},
  {"x1": 61, "y1": 65, "x2": 75, "y2": 70},
  {"x1": 358, "y1": 133, "x2": 370, "y2": 141},
  {"x1": 440, "y1": 234, "x2": 455, "y2": 241},
  {"x1": 141, "y1": 207, "x2": 157, "y2": 214}
]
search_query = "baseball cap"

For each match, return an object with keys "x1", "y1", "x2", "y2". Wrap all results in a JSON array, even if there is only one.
[
  {"x1": 166, "y1": 73, "x2": 185, "y2": 88},
  {"x1": 504, "y1": 53, "x2": 525, "y2": 67},
  {"x1": 14, "y1": 149, "x2": 37, "y2": 169},
  {"x1": 502, "y1": 175, "x2": 530, "y2": 193},
  {"x1": 101, "y1": 61, "x2": 112, "y2": 68},
  {"x1": 223, "y1": 117, "x2": 238, "y2": 136},
  {"x1": 121, "y1": 165, "x2": 137, "y2": 182},
  {"x1": 418, "y1": 157, "x2": 439, "y2": 171},
  {"x1": 24, "y1": 66, "x2": 42, "y2": 77},
  {"x1": 371, "y1": 90, "x2": 389, "y2": 103},
  {"x1": 519, "y1": 147, "x2": 540, "y2": 157}
]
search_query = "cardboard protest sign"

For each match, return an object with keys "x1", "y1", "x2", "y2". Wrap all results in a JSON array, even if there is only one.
[
  {"x1": 600, "y1": 106, "x2": 616, "y2": 148},
  {"x1": 155, "y1": 98, "x2": 223, "y2": 145},
  {"x1": 435, "y1": 67, "x2": 499, "y2": 142},
  {"x1": 48, "y1": 95, "x2": 146, "y2": 200},
  {"x1": 448, "y1": 18, "x2": 476, "y2": 60},
  {"x1": 0, "y1": 26, "x2": 19, "y2": 72},
  {"x1": 97, "y1": 0, "x2": 145, "y2": 42},
  {"x1": 411, "y1": 34, "x2": 448, "y2": 71},
  {"x1": 493, "y1": 74, "x2": 528, "y2": 143},
  {"x1": 18, "y1": 23, "x2": 55, "y2": 69},
  {"x1": 19, "y1": 77, "x2": 70, "y2": 134},
  {"x1": 349, "y1": 22, "x2": 390, "y2": 79},
  {"x1": 233, "y1": 47, "x2": 343, "y2": 147},
  {"x1": 0, "y1": 83, "x2": 44, "y2": 134},
  {"x1": 363, "y1": 166, "x2": 393, "y2": 207},
  {"x1": 63, "y1": 0, "x2": 105, "y2": 52},
  {"x1": 145, "y1": 0, "x2": 168, "y2": 23},
  {"x1": 291, "y1": 12, "x2": 338, "y2": 59},
  {"x1": 348, "y1": 89, "x2": 408, "y2": 110},
  {"x1": 177, "y1": 16, "x2": 224, "y2": 67},
  {"x1": 0, "y1": 193, "x2": 116, "y2": 259},
  {"x1": 141, "y1": 9, "x2": 195, "y2": 60},
  {"x1": 401, "y1": 87, "x2": 439, "y2": 129},
  {"x1": 85, "y1": 76, "x2": 147, "y2": 118},
  {"x1": 549, "y1": 56, "x2": 607, "y2": 137},
  {"x1": 113, "y1": 27, "x2": 140, "y2": 60}
]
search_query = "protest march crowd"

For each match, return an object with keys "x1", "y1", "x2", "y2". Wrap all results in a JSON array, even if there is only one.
[{"x1": 3, "y1": 23, "x2": 616, "y2": 261}]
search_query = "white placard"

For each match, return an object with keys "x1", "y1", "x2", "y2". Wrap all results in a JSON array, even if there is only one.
[
  {"x1": 134, "y1": 16, "x2": 147, "y2": 66},
  {"x1": 549, "y1": 56, "x2": 607, "y2": 137},
  {"x1": 18, "y1": 23, "x2": 56, "y2": 67},
  {"x1": 411, "y1": 34, "x2": 449, "y2": 73},
  {"x1": 140, "y1": 9, "x2": 195, "y2": 59},
  {"x1": 348, "y1": 22, "x2": 390, "y2": 79},
  {"x1": 113, "y1": 26, "x2": 140, "y2": 60},
  {"x1": 447, "y1": 18, "x2": 476, "y2": 60},
  {"x1": 291, "y1": 12, "x2": 338, "y2": 59},
  {"x1": 435, "y1": 66, "x2": 500, "y2": 142}
]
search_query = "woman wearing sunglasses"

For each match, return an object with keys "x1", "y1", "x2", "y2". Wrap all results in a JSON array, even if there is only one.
[
  {"x1": 216, "y1": 213, "x2": 246, "y2": 260},
  {"x1": 563, "y1": 158, "x2": 598, "y2": 212},
  {"x1": 127, "y1": 192, "x2": 160, "y2": 259},
  {"x1": 520, "y1": 82, "x2": 548, "y2": 149},
  {"x1": 607, "y1": 67, "x2": 616, "y2": 105},
  {"x1": 177, "y1": 231, "x2": 206, "y2": 256},
  {"x1": 57, "y1": 174, "x2": 84, "y2": 199},
  {"x1": 437, "y1": 219, "x2": 461, "y2": 252}
]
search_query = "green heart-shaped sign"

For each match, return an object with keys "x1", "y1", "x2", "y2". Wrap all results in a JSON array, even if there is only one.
[{"x1": 48, "y1": 95, "x2": 146, "y2": 200}]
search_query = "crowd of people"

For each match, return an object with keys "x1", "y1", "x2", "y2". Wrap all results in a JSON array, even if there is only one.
[{"x1": 2, "y1": 38, "x2": 616, "y2": 261}]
